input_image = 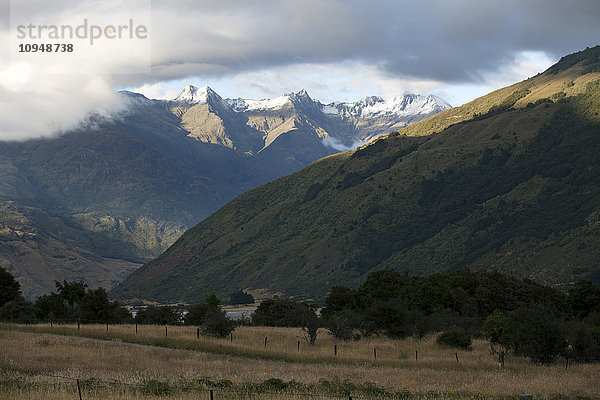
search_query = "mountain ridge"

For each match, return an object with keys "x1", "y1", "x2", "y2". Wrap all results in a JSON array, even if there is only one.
[
  {"x1": 111, "y1": 45, "x2": 600, "y2": 304},
  {"x1": 1, "y1": 84, "x2": 448, "y2": 299},
  {"x1": 170, "y1": 84, "x2": 450, "y2": 120}
]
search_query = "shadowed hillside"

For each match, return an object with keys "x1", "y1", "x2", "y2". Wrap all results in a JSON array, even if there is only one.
[{"x1": 112, "y1": 46, "x2": 600, "y2": 303}]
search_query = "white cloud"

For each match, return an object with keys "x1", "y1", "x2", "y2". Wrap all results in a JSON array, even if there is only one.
[
  {"x1": 0, "y1": 0, "x2": 149, "y2": 140},
  {"x1": 481, "y1": 51, "x2": 556, "y2": 89},
  {"x1": 131, "y1": 82, "x2": 179, "y2": 100},
  {"x1": 143, "y1": 53, "x2": 554, "y2": 108},
  {"x1": 322, "y1": 137, "x2": 367, "y2": 152},
  {"x1": 0, "y1": 72, "x2": 126, "y2": 141}
]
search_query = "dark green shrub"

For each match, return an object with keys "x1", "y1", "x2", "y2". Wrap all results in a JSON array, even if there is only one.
[
  {"x1": 503, "y1": 305, "x2": 567, "y2": 364},
  {"x1": 185, "y1": 303, "x2": 210, "y2": 326},
  {"x1": 32, "y1": 279, "x2": 131, "y2": 323},
  {"x1": 482, "y1": 310, "x2": 509, "y2": 344},
  {"x1": 212, "y1": 379, "x2": 233, "y2": 389},
  {"x1": 0, "y1": 297, "x2": 36, "y2": 323},
  {"x1": 229, "y1": 290, "x2": 254, "y2": 305},
  {"x1": 260, "y1": 378, "x2": 289, "y2": 391},
  {"x1": 141, "y1": 380, "x2": 172, "y2": 396},
  {"x1": 436, "y1": 327, "x2": 472, "y2": 350},
  {"x1": 252, "y1": 299, "x2": 316, "y2": 327},
  {"x1": 301, "y1": 312, "x2": 321, "y2": 345},
  {"x1": 79, "y1": 287, "x2": 132, "y2": 324},
  {"x1": 198, "y1": 377, "x2": 233, "y2": 388},
  {"x1": 253, "y1": 298, "x2": 321, "y2": 344},
  {"x1": 566, "y1": 321, "x2": 600, "y2": 362},
  {"x1": 0, "y1": 267, "x2": 21, "y2": 308},
  {"x1": 201, "y1": 309, "x2": 235, "y2": 338},
  {"x1": 135, "y1": 306, "x2": 181, "y2": 325},
  {"x1": 328, "y1": 314, "x2": 359, "y2": 341},
  {"x1": 205, "y1": 293, "x2": 221, "y2": 309},
  {"x1": 569, "y1": 280, "x2": 600, "y2": 320}
]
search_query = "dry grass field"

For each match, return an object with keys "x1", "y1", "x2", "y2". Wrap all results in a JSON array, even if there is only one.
[{"x1": 1, "y1": 323, "x2": 599, "y2": 399}]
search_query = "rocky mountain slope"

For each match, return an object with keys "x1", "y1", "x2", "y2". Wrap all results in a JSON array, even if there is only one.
[
  {"x1": 112, "y1": 46, "x2": 600, "y2": 304},
  {"x1": 0, "y1": 86, "x2": 448, "y2": 299}
]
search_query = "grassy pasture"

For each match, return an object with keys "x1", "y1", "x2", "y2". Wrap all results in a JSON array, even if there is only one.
[{"x1": 0, "y1": 323, "x2": 599, "y2": 399}]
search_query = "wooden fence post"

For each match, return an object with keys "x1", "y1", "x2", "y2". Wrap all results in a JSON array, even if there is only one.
[
  {"x1": 76, "y1": 379, "x2": 82, "y2": 400},
  {"x1": 165, "y1": 326, "x2": 168, "y2": 337},
  {"x1": 374, "y1": 347, "x2": 377, "y2": 360},
  {"x1": 455, "y1": 352, "x2": 459, "y2": 362},
  {"x1": 197, "y1": 327, "x2": 200, "y2": 339},
  {"x1": 297, "y1": 341, "x2": 300, "y2": 352},
  {"x1": 334, "y1": 344, "x2": 337, "y2": 356},
  {"x1": 264, "y1": 336, "x2": 268, "y2": 347},
  {"x1": 106, "y1": 322, "x2": 109, "y2": 332},
  {"x1": 77, "y1": 320, "x2": 80, "y2": 330},
  {"x1": 209, "y1": 389, "x2": 214, "y2": 400},
  {"x1": 135, "y1": 323, "x2": 138, "y2": 334},
  {"x1": 415, "y1": 350, "x2": 418, "y2": 361}
]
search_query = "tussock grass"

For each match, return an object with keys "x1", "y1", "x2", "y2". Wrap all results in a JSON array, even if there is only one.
[{"x1": 1, "y1": 324, "x2": 599, "y2": 399}]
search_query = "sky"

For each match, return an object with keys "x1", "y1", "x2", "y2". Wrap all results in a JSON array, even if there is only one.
[{"x1": 1, "y1": 0, "x2": 600, "y2": 140}]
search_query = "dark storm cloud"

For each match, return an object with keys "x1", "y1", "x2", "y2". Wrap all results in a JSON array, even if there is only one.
[
  {"x1": 142, "y1": 0, "x2": 600, "y2": 86},
  {"x1": 2, "y1": 0, "x2": 599, "y2": 139}
]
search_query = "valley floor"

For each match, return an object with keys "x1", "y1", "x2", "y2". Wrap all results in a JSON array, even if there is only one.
[{"x1": 0, "y1": 324, "x2": 599, "y2": 399}]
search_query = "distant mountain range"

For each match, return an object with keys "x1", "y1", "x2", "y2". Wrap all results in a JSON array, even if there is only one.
[
  {"x1": 111, "y1": 46, "x2": 600, "y2": 304},
  {"x1": 161, "y1": 84, "x2": 450, "y2": 153},
  {"x1": 0, "y1": 85, "x2": 449, "y2": 299}
]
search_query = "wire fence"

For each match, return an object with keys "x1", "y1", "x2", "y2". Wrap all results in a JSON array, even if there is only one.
[
  {"x1": 3, "y1": 322, "x2": 598, "y2": 399},
  {"x1": 9, "y1": 320, "x2": 597, "y2": 367},
  {"x1": 3, "y1": 372, "x2": 379, "y2": 400}
]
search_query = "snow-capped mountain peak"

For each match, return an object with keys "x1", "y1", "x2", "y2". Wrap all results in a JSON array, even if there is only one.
[
  {"x1": 288, "y1": 89, "x2": 310, "y2": 100},
  {"x1": 324, "y1": 93, "x2": 451, "y2": 118},
  {"x1": 168, "y1": 86, "x2": 451, "y2": 119},
  {"x1": 174, "y1": 85, "x2": 219, "y2": 104},
  {"x1": 225, "y1": 89, "x2": 317, "y2": 112}
]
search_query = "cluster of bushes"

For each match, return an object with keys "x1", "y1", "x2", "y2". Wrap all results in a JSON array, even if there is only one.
[
  {"x1": 184, "y1": 293, "x2": 235, "y2": 337},
  {"x1": 0, "y1": 268, "x2": 130, "y2": 324},
  {"x1": 481, "y1": 281, "x2": 600, "y2": 363},
  {"x1": 229, "y1": 290, "x2": 254, "y2": 305},
  {"x1": 133, "y1": 292, "x2": 245, "y2": 336},
  {"x1": 321, "y1": 269, "x2": 600, "y2": 363},
  {"x1": 0, "y1": 266, "x2": 235, "y2": 338},
  {"x1": 252, "y1": 298, "x2": 320, "y2": 345}
]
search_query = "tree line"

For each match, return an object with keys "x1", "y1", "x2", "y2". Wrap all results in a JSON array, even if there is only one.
[
  {"x1": 2, "y1": 266, "x2": 599, "y2": 364},
  {"x1": 0, "y1": 267, "x2": 246, "y2": 338},
  {"x1": 321, "y1": 269, "x2": 600, "y2": 364}
]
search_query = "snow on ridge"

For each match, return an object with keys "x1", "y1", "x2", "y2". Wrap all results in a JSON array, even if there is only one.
[
  {"x1": 227, "y1": 90, "x2": 316, "y2": 112},
  {"x1": 168, "y1": 85, "x2": 451, "y2": 117},
  {"x1": 321, "y1": 105, "x2": 339, "y2": 115},
  {"x1": 326, "y1": 93, "x2": 451, "y2": 118},
  {"x1": 226, "y1": 95, "x2": 290, "y2": 112}
]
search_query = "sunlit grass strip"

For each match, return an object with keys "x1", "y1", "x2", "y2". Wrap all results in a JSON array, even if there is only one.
[{"x1": 1, "y1": 323, "x2": 501, "y2": 372}]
